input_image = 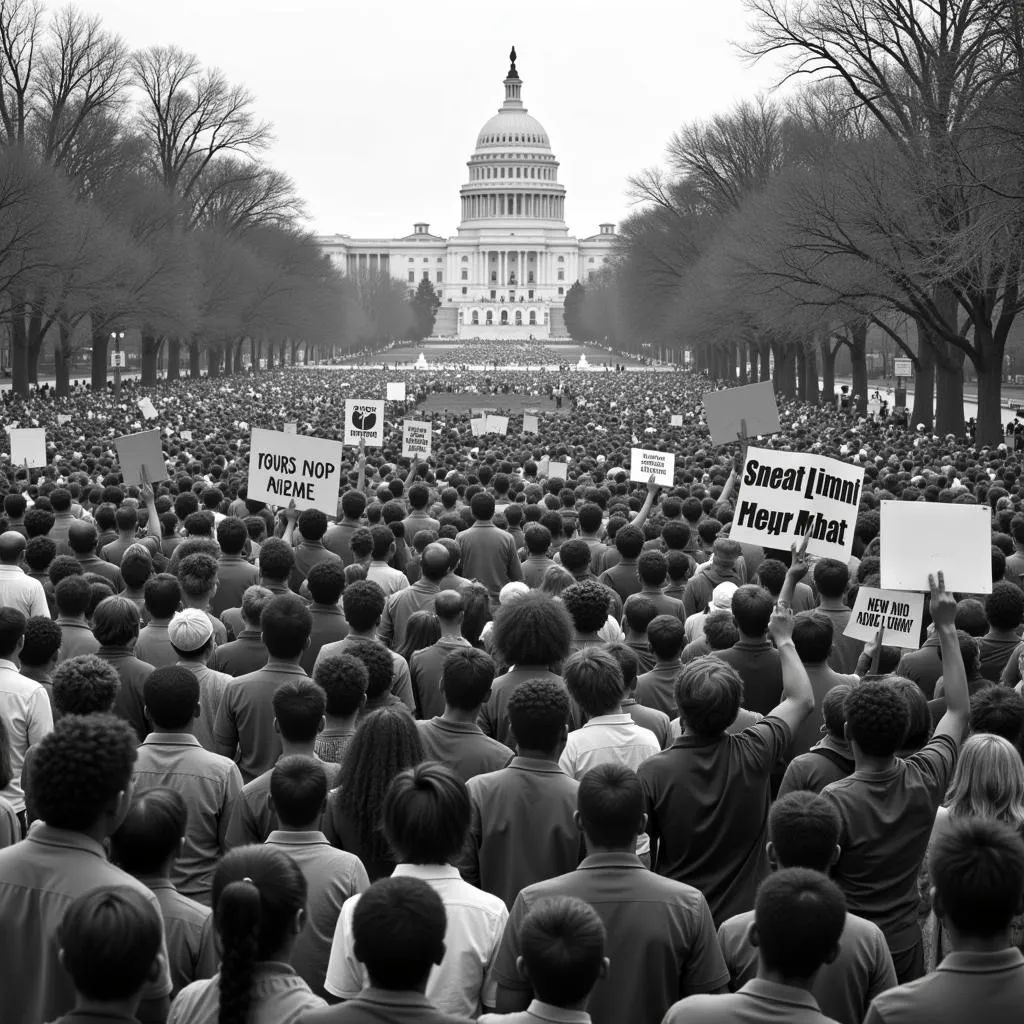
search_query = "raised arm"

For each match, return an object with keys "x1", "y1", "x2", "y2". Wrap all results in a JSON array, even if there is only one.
[
  {"x1": 931, "y1": 571, "x2": 969, "y2": 742},
  {"x1": 777, "y1": 530, "x2": 810, "y2": 609},
  {"x1": 139, "y1": 466, "x2": 162, "y2": 543},
  {"x1": 765, "y1": 605, "x2": 815, "y2": 736},
  {"x1": 632, "y1": 476, "x2": 660, "y2": 531}
]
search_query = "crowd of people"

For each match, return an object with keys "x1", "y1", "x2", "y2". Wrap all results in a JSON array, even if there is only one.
[{"x1": 0, "y1": 349, "x2": 1023, "y2": 1024}]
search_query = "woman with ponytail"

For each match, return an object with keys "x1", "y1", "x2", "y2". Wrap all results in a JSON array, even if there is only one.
[{"x1": 168, "y1": 845, "x2": 324, "y2": 1024}]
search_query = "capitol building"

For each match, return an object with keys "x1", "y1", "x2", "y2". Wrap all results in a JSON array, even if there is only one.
[{"x1": 317, "y1": 49, "x2": 617, "y2": 339}]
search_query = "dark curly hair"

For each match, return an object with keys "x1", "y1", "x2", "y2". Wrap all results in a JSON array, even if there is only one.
[
  {"x1": 344, "y1": 636, "x2": 394, "y2": 700},
  {"x1": 177, "y1": 552, "x2": 219, "y2": 599},
  {"x1": 561, "y1": 580, "x2": 611, "y2": 634},
  {"x1": 52, "y1": 655, "x2": 120, "y2": 716},
  {"x1": 19, "y1": 616, "x2": 62, "y2": 667},
  {"x1": 32, "y1": 714, "x2": 137, "y2": 830},
  {"x1": 844, "y1": 680, "x2": 912, "y2": 757},
  {"x1": 490, "y1": 591, "x2": 573, "y2": 667},
  {"x1": 332, "y1": 705, "x2": 423, "y2": 867},
  {"x1": 985, "y1": 581, "x2": 1024, "y2": 631},
  {"x1": 507, "y1": 679, "x2": 570, "y2": 750}
]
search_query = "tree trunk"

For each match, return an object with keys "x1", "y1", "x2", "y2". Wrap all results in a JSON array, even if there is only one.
[
  {"x1": 749, "y1": 343, "x2": 759, "y2": 384},
  {"x1": 805, "y1": 343, "x2": 819, "y2": 405},
  {"x1": 208, "y1": 343, "x2": 221, "y2": 379},
  {"x1": 910, "y1": 325, "x2": 935, "y2": 431},
  {"x1": 796, "y1": 346, "x2": 808, "y2": 402},
  {"x1": 91, "y1": 329, "x2": 109, "y2": 391},
  {"x1": 54, "y1": 322, "x2": 71, "y2": 399},
  {"x1": 935, "y1": 346, "x2": 966, "y2": 438},
  {"x1": 758, "y1": 339, "x2": 771, "y2": 382},
  {"x1": 250, "y1": 337, "x2": 259, "y2": 372},
  {"x1": 141, "y1": 334, "x2": 160, "y2": 386},
  {"x1": 975, "y1": 348, "x2": 1004, "y2": 447},
  {"x1": 223, "y1": 342, "x2": 233, "y2": 376},
  {"x1": 279, "y1": 340, "x2": 287, "y2": 366},
  {"x1": 188, "y1": 340, "x2": 201, "y2": 378},
  {"x1": 819, "y1": 337, "x2": 836, "y2": 403},
  {"x1": 234, "y1": 337, "x2": 245, "y2": 373},
  {"x1": 771, "y1": 341, "x2": 796, "y2": 399},
  {"x1": 291, "y1": 340, "x2": 300, "y2": 365},
  {"x1": 167, "y1": 337, "x2": 181, "y2": 381},
  {"x1": 849, "y1": 322, "x2": 869, "y2": 417},
  {"x1": 27, "y1": 308, "x2": 44, "y2": 385}
]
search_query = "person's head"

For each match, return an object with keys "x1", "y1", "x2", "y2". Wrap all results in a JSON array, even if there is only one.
[
  {"x1": 507, "y1": 679, "x2": 569, "y2": 755},
  {"x1": 433, "y1": 589, "x2": 464, "y2": 630},
  {"x1": 168, "y1": 608, "x2": 214, "y2": 661},
  {"x1": 813, "y1": 558, "x2": 849, "y2": 600},
  {"x1": 564, "y1": 647, "x2": 625, "y2": 718},
  {"x1": 955, "y1": 598, "x2": 990, "y2": 637},
  {"x1": 52, "y1": 655, "x2": 120, "y2": 717},
  {"x1": 470, "y1": 491, "x2": 495, "y2": 521},
  {"x1": 216, "y1": 516, "x2": 248, "y2": 556},
  {"x1": 515, "y1": 897, "x2": 608, "y2": 1008},
  {"x1": 383, "y1": 761, "x2": 471, "y2": 865},
  {"x1": 491, "y1": 591, "x2": 572, "y2": 667},
  {"x1": 525, "y1": 523, "x2": 552, "y2": 556},
  {"x1": 637, "y1": 550, "x2": 668, "y2": 587},
  {"x1": 985, "y1": 580, "x2": 1024, "y2": 632},
  {"x1": 54, "y1": 573, "x2": 92, "y2": 619},
  {"x1": 344, "y1": 636, "x2": 394, "y2": 700},
  {"x1": 703, "y1": 610, "x2": 740, "y2": 651},
  {"x1": 604, "y1": 642, "x2": 640, "y2": 693},
  {"x1": 142, "y1": 573, "x2": 181, "y2": 621},
  {"x1": 341, "y1": 489, "x2": 366, "y2": 521},
  {"x1": 614, "y1": 524, "x2": 644, "y2": 559},
  {"x1": 752, "y1": 868, "x2": 845, "y2": 983},
  {"x1": 576, "y1": 763, "x2": 645, "y2": 849},
  {"x1": 888, "y1": 677, "x2": 932, "y2": 752},
  {"x1": 647, "y1": 615, "x2": 686, "y2": 661},
  {"x1": 313, "y1": 653, "x2": 369, "y2": 719},
  {"x1": 305, "y1": 561, "x2": 346, "y2": 605},
  {"x1": 50, "y1": 487, "x2": 72, "y2": 513},
  {"x1": 261, "y1": 593, "x2": 313, "y2": 660},
  {"x1": 441, "y1": 646, "x2": 495, "y2": 711},
  {"x1": 25, "y1": 508, "x2": 56, "y2": 540},
  {"x1": 24, "y1": 536, "x2": 56, "y2": 573},
  {"x1": 177, "y1": 552, "x2": 218, "y2": 603},
  {"x1": 622, "y1": 595, "x2": 658, "y2": 639},
  {"x1": 120, "y1": 546, "x2": 153, "y2": 591},
  {"x1": 110, "y1": 787, "x2": 188, "y2": 877},
  {"x1": 91, "y1": 596, "x2": 140, "y2": 648},
  {"x1": 821, "y1": 684, "x2": 851, "y2": 741},
  {"x1": 270, "y1": 755, "x2": 328, "y2": 829},
  {"x1": 0, "y1": 606, "x2": 26, "y2": 660},
  {"x1": 369, "y1": 524, "x2": 396, "y2": 561},
  {"x1": 945, "y1": 732, "x2": 1024, "y2": 829},
  {"x1": 767, "y1": 791, "x2": 842, "y2": 873},
  {"x1": 19, "y1": 615, "x2": 62, "y2": 670},
  {"x1": 930, "y1": 817, "x2": 1024, "y2": 942},
  {"x1": 212, "y1": 846, "x2": 308, "y2": 1019},
  {"x1": 418, "y1": 542, "x2": 450, "y2": 583},
  {"x1": 273, "y1": 678, "x2": 326, "y2": 744},
  {"x1": 970, "y1": 686, "x2": 1024, "y2": 748},
  {"x1": 561, "y1": 580, "x2": 610, "y2": 634},
  {"x1": 730, "y1": 584, "x2": 774, "y2": 638},
  {"x1": 143, "y1": 666, "x2": 199, "y2": 732},
  {"x1": 342, "y1": 579, "x2": 387, "y2": 632},
  {"x1": 396, "y1": 611, "x2": 441, "y2": 662},
  {"x1": 352, "y1": 876, "x2": 447, "y2": 991},
  {"x1": 844, "y1": 680, "x2": 912, "y2": 757},
  {"x1": 32, "y1": 714, "x2": 136, "y2": 833},
  {"x1": 241, "y1": 584, "x2": 274, "y2": 629},
  {"x1": 674, "y1": 656, "x2": 743, "y2": 738},
  {"x1": 297, "y1": 508, "x2": 328, "y2": 542},
  {"x1": 57, "y1": 887, "x2": 163, "y2": 1008},
  {"x1": 0, "y1": 530, "x2": 27, "y2": 566},
  {"x1": 256, "y1": 537, "x2": 295, "y2": 583},
  {"x1": 792, "y1": 611, "x2": 834, "y2": 665}
]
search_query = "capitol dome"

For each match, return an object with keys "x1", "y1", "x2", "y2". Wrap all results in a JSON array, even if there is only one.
[{"x1": 475, "y1": 110, "x2": 550, "y2": 150}]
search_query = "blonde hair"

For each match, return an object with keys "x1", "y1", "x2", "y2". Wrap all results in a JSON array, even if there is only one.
[{"x1": 946, "y1": 733, "x2": 1024, "y2": 829}]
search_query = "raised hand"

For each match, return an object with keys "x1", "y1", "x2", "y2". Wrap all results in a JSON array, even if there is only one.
[
  {"x1": 283, "y1": 498, "x2": 299, "y2": 525},
  {"x1": 769, "y1": 603, "x2": 796, "y2": 646},
  {"x1": 139, "y1": 464, "x2": 155, "y2": 505},
  {"x1": 928, "y1": 571, "x2": 956, "y2": 629},
  {"x1": 787, "y1": 528, "x2": 811, "y2": 581}
]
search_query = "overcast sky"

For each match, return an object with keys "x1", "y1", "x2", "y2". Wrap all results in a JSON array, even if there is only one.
[{"x1": 85, "y1": 0, "x2": 785, "y2": 239}]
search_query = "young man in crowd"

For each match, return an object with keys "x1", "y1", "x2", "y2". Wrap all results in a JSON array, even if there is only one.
[
  {"x1": 711, "y1": 584, "x2": 784, "y2": 716},
  {"x1": 168, "y1": 609, "x2": 233, "y2": 752},
  {"x1": 93, "y1": 595, "x2": 155, "y2": 743},
  {"x1": 135, "y1": 574, "x2": 183, "y2": 670},
  {"x1": 211, "y1": 516, "x2": 259, "y2": 616},
  {"x1": 411, "y1": 590, "x2": 473, "y2": 719},
  {"x1": 635, "y1": 615, "x2": 687, "y2": 717},
  {"x1": 302, "y1": 561, "x2": 350, "y2": 674},
  {"x1": 312, "y1": 653, "x2": 368, "y2": 766},
  {"x1": 54, "y1": 574, "x2": 101, "y2": 662},
  {"x1": 778, "y1": 685, "x2": 855, "y2": 796},
  {"x1": 208, "y1": 584, "x2": 273, "y2": 677},
  {"x1": 608, "y1": 642, "x2": 671, "y2": 748}
]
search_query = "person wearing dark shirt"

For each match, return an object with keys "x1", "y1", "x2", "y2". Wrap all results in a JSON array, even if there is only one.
[
  {"x1": 211, "y1": 517, "x2": 259, "y2": 617},
  {"x1": 598, "y1": 524, "x2": 645, "y2": 603},
  {"x1": 458, "y1": 493, "x2": 524, "y2": 609},
  {"x1": 521, "y1": 524, "x2": 557, "y2": 589},
  {"x1": 976, "y1": 581, "x2": 1024, "y2": 682},
  {"x1": 636, "y1": 615, "x2": 686, "y2": 718},
  {"x1": 208, "y1": 584, "x2": 273, "y2": 677},
  {"x1": 779, "y1": 685, "x2": 856, "y2": 797},
  {"x1": 302, "y1": 562, "x2": 350, "y2": 675},
  {"x1": 54, "y1": 574, "x2": 102, "y2": 663},
  {"x1": 411, "y1": 590, "x2": 473, "y2": 720},
  {"x1": 813, "y1": 559, "x2": 862, "y2": 675},
  {"x1": 681, "y1": 537, "x2": 745, "y2": 621},
  {"x1": 323, "y1": 490, "x2": 368, "y2": 566},
  {"x1": 620, "y1": 596, "x2": 659, "y2": 674},
  {"x1": 608, "y1": 641, "x2": 671, "y2": 748},
  {"x1": 713, "y1": 584, "x2": 784, "y2": 717},
  {"x1": 94, "y1": 594, "x2": 155, "y2": 743},
  {"x1": 287, "y1": 508, "x2": 343, "y2": 593},
  {"x1": 639, "y1": 603, "x2": 815, "y2": 925}
]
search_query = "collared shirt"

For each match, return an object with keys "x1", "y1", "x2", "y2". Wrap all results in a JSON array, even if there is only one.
[
  {"x1": 135, "y1": 621, "x2": 177, "y2": 669},
  {"x1": 0, "y1": 562, "x2": 49, "y2": 619},
  {"x1": 778, "y1": 736, "x2": 855, "y2": 797},
  {"x1": 208, "y1": 627, "x2": 268, "y2": 677},
  {"x1": 323, "y1": 519, "x2": 362, "y2": 565},
  {"x1": 411, "y1": 637, "x2": 472, "y2": 719},
  {"x1": 459, "y1": 757, "x2": 581, "y2": 908},
  {"x1": 894, "y1": 637, "x2": 943, "y2": 699},
  {"x1": 213, "y1": 660, "x2": 311, "y2": 782},
  {"x1": 863, "y1": 947, "x2": 1024, "y2": 1024},
  {"x1": 144, "y1": 877, "x2": 218, "y2": 999},
  {"x1": 713, "y1": 640, "x2": 783, "y2": 717},
  {"x1": 636, "y1": 661, "x2": 682, "y2": 718},
  {"x1": 458, "y1": 520, "x2": 524, "y2": 605},
  {"x1": 621, "y1": 696, "x2": 671, "y2": 748},
  {"x1": 325, "y1": 863, "x2": 507, "y2": 1017},
  {"x1": 0, "y1": 824, "x2": 173, "y2": 1024},
  {"x1": 290, "y1": 540, "x2": 341, "y2": 593},
  {"x1": 719, "y1": 909, "x2": 895, "y2": 1024},
  {"x1": 134, "y1": 732, "x2": 242, "y2": 904},
  {"x1": 479, "y1": 667, "x2": 567, "y2": 749},
  {"x1": 417, "y1": 716, "x2": 513, "y2": 782},
  {"x1": 663, "y1": 978, "x2": 838, "y2": 1023},
  {"x1": 315, "y1": 723, "x2": 357, "y2": 766},
  {"x1": 792, "y1": 665, "x2": 859, "y2": 758},
  {"x1": 168, "y1": 962, "x2": 324, "y2": 1024},
  {"x1": 97, "y1": 645, "x2": 155, "y2": 743},
  {"x1": 75, "y1": 553, "x2": 124, "y2": 591},
  {"x1": 0, "y1": 658, "x2": 52, "y2": 812},
  {"x1": 366, "y1": 561, "x2": 410, "y2": 597},
  {"x1": 211, "y1": 553, "x2": 259, "y2": 616},
  {"x1": 479, "y1": 1001, "x2": 590, "y2": 1024},
  {"x1": 55, "y1": 617, "x2": 100, "y2": 663},
  {"x1": 265, "y1": 830, "x2": 369, "y2": 999},
  {"x1": 598, "y1": 557, "x2": 642, "y2": 602},
  {"x1": 558, "y1": 712, "x2": 660, "y2": 779},
  {"x1": 177, "y1": 662, "x2": 232, "y2": 752},
  {"x1": 302, "y1": 987, "x2": 476, "y2": 1024},
  {"x1": 313, "y1": 635, "x2": 415, "y2": 713},
  {"x1": 491, "y1": 853, "x2": 728, "y2": 1024},
  {"x1": 302, "y1": 605, "x2": 350, "y2": 675},
  {"x1": 378, "y1": 578, "x2": 441, "y2": 649}
]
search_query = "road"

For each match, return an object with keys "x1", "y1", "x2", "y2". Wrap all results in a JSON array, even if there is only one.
[{"x1": 834, "y1": 378, "x2": 1018, "y2": 428}]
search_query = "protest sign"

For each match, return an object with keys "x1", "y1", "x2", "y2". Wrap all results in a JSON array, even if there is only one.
[
  {"x1": 470, "y1": 417, "x2": 486, "y2": 437},
  {"x1": 386, "y1": 382, "x2": 406, "y2": 401},
  {"x1": 471, "y1": 407, "x2": 496, "y2": 417},
  {"x1": 247, "y1": 427, "x2": 343, "y2": 515},
  {"x1": 630, "y1": 448, "x2": 675, "y2": 487},
  {"x1": 343, "y1": 399, "x2": 385, "y2": 447},
  {"x1": 110, "y1": 351, "x2": 126, "y2": 369},
  {"x1": 485, "y1": 414, "x2": 509, "y2": 435},
  {"x1": 283, "y1": 423, "x2": 297, "y2": 435},
  {"x1": 537, "y1": 457, "x2": 550, "y2": 477},
  {"x1": 137, "y1": 398, "x2": 158, "y2": 420},
  {"x1": 180, "y1": 430, "x2": 193, "y2": 442},
  {"x1": 894, "y1": 358, "x2": 913, "y2": 377},
  {"x1": 116, "y1": 429, "x2": 168, "y2": 485},
  {"x1": 670, "y1": 415, "x2": 683, "y2": 427},
  {"x1": 402, "y1": 420, "x2": 432, "y2": 458},
  {"x1": 879, "y1": 501, "x2": 993, "y2": 594},
  {"x1": 703, "y1": 381, "x2": 780, "y2": 445},
  {"x1": 730, "y1": 447, "x2": 864, "y2": 560},
  {"x1": 523, "y1": 414, "x2": 539, "y2": 434},
  {"x1": 9, "y1": 428, "x2": 46, "y2": 468},
  {"x1": 548, "y1": 461, "x2": 569, "y2": 481},
  {"x1": 57, "y1": 414, "x2": 72, "y2": 426},
  {"x1": 845, "y1": 587, "x2": 925, "y2": 649}
]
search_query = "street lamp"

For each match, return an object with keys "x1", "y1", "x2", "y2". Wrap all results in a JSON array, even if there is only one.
[{"x1": 110, "y1": 330, "x2": 125, "y2": 397}]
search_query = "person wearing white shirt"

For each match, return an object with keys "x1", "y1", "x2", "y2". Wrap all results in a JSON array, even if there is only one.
[
  {"x1": 0, "y1": 531, "x2": 49, "y2": 620},
  {"x1": 0, "y1": 608, "x2": 54, "y2": 828},
  {"x1": 325, "y1": 762, "x2": 507, "y2": 1017}
]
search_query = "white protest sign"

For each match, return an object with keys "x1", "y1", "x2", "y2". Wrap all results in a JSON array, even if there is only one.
[
  {"x1": 879, "y1": 501, "x2": 992, "y2": 594},
  {"x1": 115, "y1": 429, "x2": 168, "y2": 485},
  {"x1": 137, "y1": 397, "x2": 158, "y2": 420},
  {"x1": 57, "y1": 414, "x2": 72, "y2": 426},
  {"x1": 247, "y1": 427, "x2": 343, "y2": 515},
  {"x1": 110, "y1": 351, "x2": 126, "y2": 368},
  {"x1": 536, "y1": 457, "x2": 550, "y2": 477},
  {"x1": 703, "y1": 381, "x2": 780, "y2": 445},
  {"x1": 548, "y1": 461, "x2": 569, "y2": 481},
  {"x1": 630, "y1": 448, "x2": 676, "y2": 487},
  {"x1": 180, "y1": 430, "x2": 193, "y2": 442},
  {"x1": 523, "y1": 414, "x2": 539, "y2": 434},
  {"x1": 9, "y1": 428, "x2": 46, "y2": 468},
  {"x1": 386, "y1": 382, "x2": 406, "y2": 401},
  {"x1": 402, "y1": 420, "x2": 432, "y2": 458},
  {"x1": 470, "y1": 417, "x2": 487, "y2": 437},
  {"x1": 730, "y1": 447, "x2": 864, "y2": 560},
  {"x1": 894, "y1": 358, "x2": 913, "y2": 377},
  {"x1": 343, "y1": 399, "x2": 385, "y2": 447},
  {"x1": 283, "y1": 423, "x2": 297, "y2": 435},
  {"x1": 486, "y1": 414, "x2": 509, "y2": 435},
  {"x1": 867, "y1": 399, "x2": 882, "y2": 416},
  {"x1": 670, "y1": 415, "x2": 683, "y2": 427},
  {"x1": 259, "y1": 358, "x2": 268, "y2": 369},
  {"x1": 844, "y1": 587, "x2": 925, "y2": 650}
]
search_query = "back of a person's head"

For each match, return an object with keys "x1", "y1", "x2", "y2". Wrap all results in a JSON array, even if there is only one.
[
  {"x1": 369, "y1": 524, "x2": 395, "y2": 561},
  {"x1": 562, "y1": 579, "x2": 611, "y2": 634},
  {"x1": 182, "y1": 511, "x2": 214, "y2": 538},
  {"x1": 353, "y1": 876, "x2": 447, "y2": 990},
  {"x1": 731, "y1": 584, "x2": 774, "y2": 637},
  {"x1": 930, "y1": 817, "x2": 1024, "y2": 940},
  {"x1": 844, "y1": 679, "x2": 912, "y2": 757},
  {"x1": 52, "y1": 655, "x2": 120, "y2": 717},
  {"x1": 491, "y1": 591, "x2": 572, "y2": 667},
  {"x1": 341, "y1": 489, "x2": 366, "y2": 519},
  {"x1": 577, "y1": 763, "x2": 644, "y2": 848},
  {"x1": 792, "y1": 611, "x2": 834, "y2": 665},
  {"x1": 177, "y1": 551, "x2": 218, "y2": 599},
  {"x1": 623, "y1": 594, "x2": 658, "y2": 635},
  {"x1": 143, "y1": 573, "x2": 182, "y2": 620},
  {"x1": 24, "y1": 535, "x2": 56, "y2": 572},
  {"x1": 525, "y1": 523, "x2": 552, "y2": 555},
  {"x1": 313, "y1": 653, "x2": 369, "y2": 718},
  {"x1": 383, "y1": 761, "x2": 471, "y2": 865},
  {"x1": 57, "y1": 886, "x2": 162, "y2": 1004},
  {"x1": 257, "y1": 537, "x2": 295, "y2": 582},
  {"x1": 754, "y1": 868, "x2": 846, "y2": 980},
  {"x1": 821, "y1": 684, "x2": 852, "y2": 741},
  {"x1": 647, "y1": 614, "x2": 686, "y2": 660},
  {"x1": 614, "y1": 524, "x2": 644, "y2": 558},
  {"x1": 144, "y1": 665, "x2": 199, "y2": 731},
  {"x1": 564, "y1": 647, "x2": 624, "y2": 718},
  {"x1": 120, "y1": 546, "x2": 153, "y2": 589},
  {"x1": 813, "y1": 558, "x2": 849, "y2": 599},
  {"x1": 33, "y1": 714, "x2": 136, "y2": 831},
  {"x1": 110, "y1": 787, "x2": 188, "y2": 876},
  {"x1": 433, "y1": 589, "x2": 464, "y2": 624},
  {"x1": 216, "y1": 516, "x2": 248, "y2": 555},
  {"x1": 241, "y1": 584, "x2": 274, "y2": 627},
  {"x1": 441, "y1": 646, "x2": 495, "y2": 711},
  {"x1": 955, "y1": 597, "x2": 990, "y2": 637},
  {"x1": 471, "y1": 491, "x2": 495, "y2": 521},
  {"x1": 508, "y1": 679, "x2": 569, "y2": 751},
  {"x1": 970, "y1": 686, "x2": 1024, "y2": 748},
  {"x1": 945, "y1": 732, "x2": 1024, "y2": 826},
  {"x1": 20, "y1": 615, "x2": 62, "y2": 668},
  {"x1": 345, "y1": 635, "x2": 395, "y2": 700},
  {"x1": 518, "y1": 896, "x2": 607, "y2": 1008},
  {"x1": 306, "y1": 560, "x2": 346, "y2": 605},
  {"x1": 604, "y1": 642, "x2": 640, "y2": 691},
  {"x1": 49, "y1": 555, "x2": 83, "y2": 589},
  {"x1": 270, "y1": 754, "x2": 328, "y2": 828},
  {"x1": 703, "y1": 610, "x2": 740, "y2": 651},
  {"x1": 91, "y1": 596, "x2": 140, "y2": 647},
  {"x1": 261, "y1": 593, "x2": 313, "y2": 659},
  {"x1": 342, "y1": 579, "x2": 387, "y2": 632},
  {"x1": 50, "y1": 487, "x2": 72, "y2": 512},
  {"x1": 754, "y1": 558, "x2": 787, "y2": 597},
  {"x1": 297, "y1": 508, "x2": 328, "y2": 542},
  {"x1": 272, "y1": 678, "x2": 326, "y2": 743},
  {"x1": 637, "y1": 549, "x2": 668, "y2": 586},
  {"x1": 0, "y1": 606, "x2": 26, "y2": 659},
  {"x1": 985, "y1": 580, "x2": 1024, "y2": 631},
  {"x1": 768, "y1": 791, "x2": 841, "y2": 873},
  {"x1": 674, "y1": 656, "x2": 743, "y2": 738}
]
